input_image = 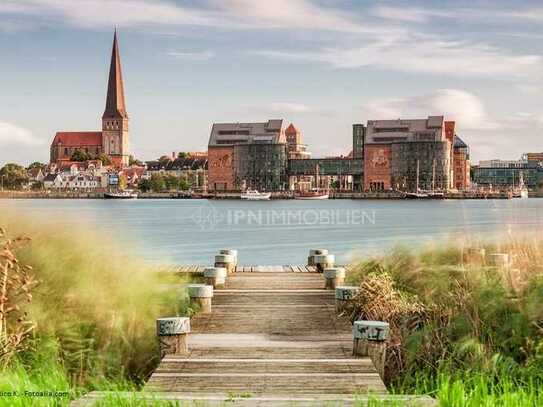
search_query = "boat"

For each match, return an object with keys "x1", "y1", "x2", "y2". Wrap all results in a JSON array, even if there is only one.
[
  {"x1": 240, "y1": 190, "x2": 271, "y2": 200},
  {"x1": 104, "y1": 190, "x2": 138, "y2": 199},
  {"x1": 295, "y1": 189, "x2": 329, "y2": 200},
  {"x1": 405, "y1": 160, "x2": 429, "y2": 199},
  {"x1": 517, "y1": 172, "x2": 529, "y2": 199}
]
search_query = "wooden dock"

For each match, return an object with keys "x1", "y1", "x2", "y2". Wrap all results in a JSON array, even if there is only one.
[{"x1": 74, "y1": 268, "x2": 435, "y2": 406}]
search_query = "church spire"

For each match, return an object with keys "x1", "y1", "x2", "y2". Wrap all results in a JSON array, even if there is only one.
[{"x1": 103, "y1": 29, "x2": 128, "y2": 119}]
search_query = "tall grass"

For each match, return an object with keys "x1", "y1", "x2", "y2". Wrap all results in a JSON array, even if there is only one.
[
  {"x1": 347, "y1": 237, "x2": 543, "y2": 405},
  {"x1": 0, "y1": 212, "x2": 191, "y2": 405}
]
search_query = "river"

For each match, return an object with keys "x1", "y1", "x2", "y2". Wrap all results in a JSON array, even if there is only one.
[{"x1": 2, "y1": 198, "x2": 542, "y2": 265}]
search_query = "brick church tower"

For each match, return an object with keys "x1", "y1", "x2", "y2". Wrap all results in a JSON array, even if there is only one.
[{"x1": 102, "y1": 29, "x2": 129, "y2": 167}]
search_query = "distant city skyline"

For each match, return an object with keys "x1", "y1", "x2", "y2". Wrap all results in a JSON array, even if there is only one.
[{"x1": 1, "y1": 0, "x2": 543, "y2": 165}]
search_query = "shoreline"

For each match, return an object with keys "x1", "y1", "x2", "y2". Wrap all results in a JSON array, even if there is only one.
[{"x1": 0, "y1": 191, "x2": 528, "y2": 200}]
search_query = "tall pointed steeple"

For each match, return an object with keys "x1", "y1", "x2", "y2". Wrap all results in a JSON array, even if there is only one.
[{"x1": 103, "y1": 29, "x2": 128, "y2": 119}]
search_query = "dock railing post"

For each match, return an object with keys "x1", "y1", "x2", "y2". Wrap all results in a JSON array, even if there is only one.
[
  {"x1": 156, "y1": 317, "x2": 190, "y2": 358},
  {"x1": 323, "y1": 267, "x2": 345, "y2": 289},
  {"x1": 203, "y1": 267, "x2": 227, "y2": 288},
  {"x1": 313, "y1": 254, "x2": 335, "y2": 273},
  {"x1": 188, "y1": 284, "x2": 214, "y2": 313},
  {"x1": 307, "y1": 249, "x2": 328, "y2": 266},
  {"x1": 219, "y1": 249, "x2": 238, "y2": 267},
  {"x1": 215, "y1": 254, "x2": 236, "y2": 274},
  {"x1": 353, "y1": 320, "x2": 390, "y2": 380},
  {"x1": 335, "y1": 286, "x2": 359, "y2": 313}
]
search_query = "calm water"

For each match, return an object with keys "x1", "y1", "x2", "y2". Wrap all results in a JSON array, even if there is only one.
[{"x1": 2, "y1": 199, "x2": 543, "y2": 265}]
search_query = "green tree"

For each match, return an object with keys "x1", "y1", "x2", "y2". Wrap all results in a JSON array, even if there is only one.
[
  {"x1": 118, "y1": 173, "x2": 128, "y2": 190},
  {"x1": 177, "y1": 152, "x2": 189, "y2": 159},
  {"x1": 138, "y1": 178, "x2": 152, "y2": 192},
  {"x1": 27, "y1": 162, "x2": 46, "y2": 171},
  {"x1": 97, "y1": 154, "x2": 112, "y2": 166},
  {"x1": 164, "y1": 174, "x2": 179, "y2": 191},
  {"x1": 179, "y1": 178, "x2": 191, "y2": 191},
  {"x1": 71, "y1": 149, "x2": 91, "y2": 162},
  {"x1": 150, "y1": 174, "x2": 166, "y2": 192},
  {"x1": 0, "y1": 163, "x2": 29, "y2": 190}
]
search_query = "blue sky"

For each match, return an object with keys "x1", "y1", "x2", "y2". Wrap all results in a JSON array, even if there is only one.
[{"x1": 1, "y1": 0, "x2": 543, "y2": 165}]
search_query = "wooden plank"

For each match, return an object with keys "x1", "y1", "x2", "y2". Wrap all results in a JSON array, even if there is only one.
[{"x1": 145, "y1": 268, "x2": 387, "y2": 399}]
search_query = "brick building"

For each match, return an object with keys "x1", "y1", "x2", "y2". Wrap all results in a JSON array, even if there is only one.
[
  {"x1": 50, "y1": 30, "x2": 130, "y2": 168},
  {"x1": 363, "y1": 116, "x2": 451, "y2": 192},
  {"x1": 453, "y1": 135, "x2": 470, "y2": 190},
  {"x1": 207, "y1": 120, "x2": 288, "y2": 191}
]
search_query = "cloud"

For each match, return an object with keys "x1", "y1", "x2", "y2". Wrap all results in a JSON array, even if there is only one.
[
  {"x1": 0, "y1": 122, "x2": 43, "y2": 146},
  {"x1": 256, "y1": 35, "x2": 543, "y2": 79},
  {"x1": 371, "y1": 5, "x2": 453, "y2": 22},
  {"x1": 0, "y1": 0, "x2": 369, "y2": 33},
  {"x1": 167, "y1": 50, "x2": 214, "y2": 61},
  {"x1": 362, "y1": 89, "x2": 499, "y2": 131}
]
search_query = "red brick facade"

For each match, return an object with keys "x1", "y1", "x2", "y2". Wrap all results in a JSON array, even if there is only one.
[
  {"x1": 454, "y1": 150, "x2": 470, "y2": 190},
  {"x1": 208, "y1": 147, "x2": 235, "y2": 191},
  {"x1": 364, "y1": 145, "x2": 392, "y2": 191}
]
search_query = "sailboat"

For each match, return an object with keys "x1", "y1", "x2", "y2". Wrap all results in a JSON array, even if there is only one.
[
  {"x1": 406, "y1": 160, "x2": 429, "y2": 199},
  {"x1": 517, "y1": 172, "x2": 529, "y2": 199},
  {"x1": 295, "y1": 163, "x2": 329, "y2": 199},
  {"x1": 427, "y1": 158, "x2": 444, "y2": 199}
]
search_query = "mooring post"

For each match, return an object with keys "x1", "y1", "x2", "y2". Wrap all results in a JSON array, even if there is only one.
[
  {"x1": 307, "y1": 249, "x2": 328, "y2": 266},
  {"x1": 335, "y1": 286, "x2": 359, "y2": 313},
  {"x1": 219, "y1": 249, "x2": 238, "y2": 267},
  {"x1": 203, "y1": 267, "x2": 227, "y2": 288},
  {"x1": 188, "y1": 284, "x2": 214, "y2": 313},
  {"x1": 353, "y1": 320, "x2": 390, "y2": 380},
  {"x1": 313, "y1": 254, "x2": 335, "y2": 272},
  {"x1": 488, "y1": 253, "x2": 510, "y2": 268},
  {"x1": 156, "y1": 317, "x2": 191, "y2": 358},
  {"x1": 323, "y1": 267, "x2": 345, "y2": 290},
  {"x1": 215, "y1": 254, "x2": 236, "y2": 274}
]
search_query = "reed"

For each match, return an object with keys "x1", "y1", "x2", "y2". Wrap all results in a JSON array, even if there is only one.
[
  {"x1": 0, "y1": 212, "x2": 191, "y2": 405},
  {"x1": 347, "y1": 237, "x2": 543, "y2": 404}
]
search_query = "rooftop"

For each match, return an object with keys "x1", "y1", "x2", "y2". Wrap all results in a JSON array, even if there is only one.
[{"x1": 208, "y1": 119, "x2": 285, "y2": 146}]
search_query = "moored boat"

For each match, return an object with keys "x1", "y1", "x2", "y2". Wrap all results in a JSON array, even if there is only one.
[
  {"x1": 240, "y1": 190, "x2": 271, "y2": 200},
  {"x1": 295, "y1": 189, "x2": 329, "y2": 200},
  {"x1": 104, "y1": 191, "x2": 138, "y2": 199}
]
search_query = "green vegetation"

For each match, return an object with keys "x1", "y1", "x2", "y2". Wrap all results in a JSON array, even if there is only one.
[
  {"x1": 70, "y1": 149, "x2": 92, "y2": 162},
  {"x1": 0, "y1": 214, "x2": 191, "y2": 406},
  {"x1": 347, "y1": 239, "x2": 543, "y2": 406},
  {"x1": 0, "y1": 163, "x2": 28, "y2": 190},
  {"x1": 138, "y1": 174, "x2": 191, "y2": 193}
]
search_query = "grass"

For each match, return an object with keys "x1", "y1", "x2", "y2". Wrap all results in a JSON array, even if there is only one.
[
  {"x1": 347, "y1": 237, "x2": 543, "y2": 406},
  {"x1": 0, "y1": 213, "x2": 193, "y2": 406}
]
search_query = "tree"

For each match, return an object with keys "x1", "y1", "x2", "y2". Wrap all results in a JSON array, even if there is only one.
[
  {"x1": 177, "y1": 152, "x2": 189, "y2": 159},
  {"x1": 0, "y1": 163, "x2": 29, "y2": 190},
  {"x1": 97, "y1": 154, "x2": 112, "y2": 166},
  {"x1": 71, "y1": 149, "x2": 91, "y2": 162},
  {"x1": 179, "y1": 178, "x2": 191, "y2": 191},
  {"x1": 138, "y1": 178, "x2": 152, "y2": 192},
  {"x1": 164, "y1": 174, "x2": 179, "y2": 191},
  {"x1": 118, "y1": 173, "x2": 128, "y2": 190},
  {"x1": 150, "y1": 174, "x2": 166, "y2": 192},
  {"x1": 27, "y1": 162, "x2": 46, "y2": 171}
]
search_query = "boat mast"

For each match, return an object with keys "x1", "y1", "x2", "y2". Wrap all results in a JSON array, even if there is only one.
[
  {"x1": 432, "y1": 158, "x2": 436, "y2": 193},
  {"x1": 416, "y1": 159, "x2": 420, "y2": 193}
]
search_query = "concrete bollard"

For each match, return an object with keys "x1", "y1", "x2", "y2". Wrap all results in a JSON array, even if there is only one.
[
  {"x1": 203, "y1": 267, "x2": 227, "y2": 288},
  {"x1": 323, "y1": 267, "x2": 345, "y2": 290},
  {"x1": 157, "y1": 317, "x2": 190, "y2": 358},
  {"x1": 219, "y1": 249, "x2": 238, "y2": 266},
  {"x1": 188, "y1": 284, "x2": 214, "y2": 313},
  {"x1": 313, "y1": 254, "x2": 335, "y2": 272},
  {"x1": 215, "y1": 254, "x2": 236, "y2": 274},
  {"x1": 488, "y1": 253, "x2": 510, "y2": 268},
  {"x1": 335, "y1": 286, "x2": 359, "y2": 313},
  {"x1": 353, "y1": 320, "x2": 390, "y2": 380},
  {"x1": 308, "y1": 249, "x2": 328, "y2": 266}
]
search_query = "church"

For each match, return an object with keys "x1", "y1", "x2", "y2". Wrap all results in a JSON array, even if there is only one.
[{"x1": 50, "y1": 30, "x2": 130, "y2": 168}]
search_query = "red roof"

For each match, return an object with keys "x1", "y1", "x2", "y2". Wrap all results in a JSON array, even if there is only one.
[
  {"x1": 285, "y1": 123, "x2": 298, "y2": 134},
  {"x1": 52, "y1": 132, "x2": 102, "y2": 147}
]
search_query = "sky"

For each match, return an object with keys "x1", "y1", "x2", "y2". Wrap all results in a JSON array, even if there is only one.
[{"x1": 1, "y1": 0, "x2": 543, "y2": 166}]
